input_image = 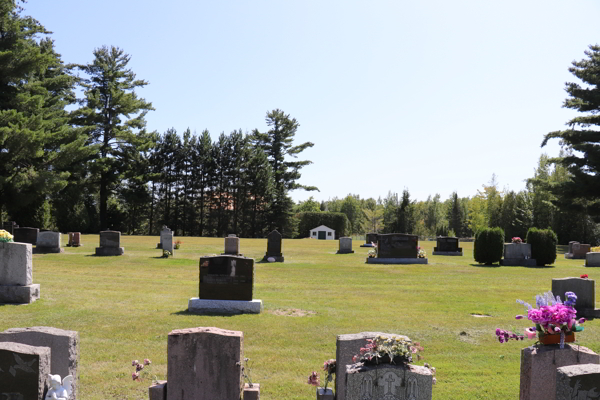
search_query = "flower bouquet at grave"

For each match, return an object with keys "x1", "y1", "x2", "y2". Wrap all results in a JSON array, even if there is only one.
[
  {"x1": 368, "y1": 246, "x2": 377, "y2": 258},
  {"x1": 495, "y1": 291, "x2": 586, "y2": 349},
  {"x1": 592, "y1": 246, "x2": 600, "y2": 253},
  {"x1": 307, "y1": 359, "x2": 336, "y2": 395},
  {"x1": 174, "y1": 240, "x2": 182, "y2": 249},
  {"x1": 512, "y1": 237, "x2": 523, "y2": 244},
  {"x1": 0, "y1": 229, "x2": 13, "y2": 243},
  {"x1": 417, "y1": 246, "x2": 426, "y2": 258},
  {"x1": 352, "y1": 335, "x2": 424, "y2": 366}
]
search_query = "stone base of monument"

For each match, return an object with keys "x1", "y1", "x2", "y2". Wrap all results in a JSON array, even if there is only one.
[
  {"x1": 359, "y1": 243, "x2": 375, "y2": 247},
  {"x1": 188, "y1": 298, "x2": 263, "y2": 314},
  {"x1": 316, "y1": 387, "x2": 334, "y2": 400},
  {"x1": 262, "y1": 256, "x2": 284, "y2": 262},
  {"x1": 33, "y1": 246, "x2": 64, "y2": 254},
  {"x1": 244, "y1": 383, "x2": 260, "y2": 400},
  {"x1": 95, "y1": 247, "x2": 124, "y2": 256},
  {"x1": 366, "y1": 257, "x2": 428, "y2": 264},
  {"x1": 0, "y1": 283, "x2": 40, "y2": 304},
  {"x1": 336, "y1": 250, "x2": 355, "y2": 254},
  {"x1": 432, "y1": 251, "x2": 463, "y2": 256},
  {"x1": 500, "y1": 258, "x2": 537, "y2": 266}
]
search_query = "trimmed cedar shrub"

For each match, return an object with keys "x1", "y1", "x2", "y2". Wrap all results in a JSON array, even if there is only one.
[
  {"x1": 474, "y1": 227, "x2": 505, "y2": 265},
  {"x1": 296, "y1": 212, "x2": 350, "y2": 238},
  {"x1": 526, "y1": 227, "x2": 558, "y2": 266}
]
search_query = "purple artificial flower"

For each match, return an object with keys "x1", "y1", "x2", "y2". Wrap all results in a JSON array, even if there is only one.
[
  {"x1": 580, "y1": 318, "x2": 586, "y2": 324},
  {"x1": 515, "y1": 315, "x2": 524, "y2": 320}
]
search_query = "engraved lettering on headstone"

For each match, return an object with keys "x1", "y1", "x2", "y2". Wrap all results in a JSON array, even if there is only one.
[
  {"x1": 406, "y1": 376, "x2": 418, "y2": 400},
  {"x1": 361, "y1": 375, "x2": 373, "y2": 400}
]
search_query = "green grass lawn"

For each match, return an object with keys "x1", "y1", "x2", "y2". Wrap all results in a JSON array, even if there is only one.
[{"x1": 1, "y1": 236, "x2": 598, "y2": 399}]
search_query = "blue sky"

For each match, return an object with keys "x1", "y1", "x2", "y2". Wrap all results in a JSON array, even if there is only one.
[{"x1": 25, "y1": 0, "x2": 600, "y2": 203}]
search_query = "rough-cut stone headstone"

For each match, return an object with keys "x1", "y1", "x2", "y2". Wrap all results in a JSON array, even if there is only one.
[
  {"x1": 199, "y1": 255, "x2": 254, "y2": 300},
  {"x1": 149, "y1": 380, "x2": 167, "y2": 400},
  {"x1": 13, "y1": 227, "x2": 38, "y2": 246},
  {"x1": 556, "y1": 363, "x2": 600, "y2": 400},
  {"x1": 95, "y1": 230, "x2": 124, "y2": 256},
  {"x1": 520, "y1": 344, "x2": 599, "y2": 400},
  {"x1": 501, "y1": 243, "x2": 537, "y2": 266},
  {"x1": 224, "y1": 236, "x2": 240, "y2": 256},
  {"x1": 34, "y1": 231, "x2": 63, "y2": 254},
  {"x1": 552, "y1": 277, "x2": 597, "y2": 317},
  {"x1": 335, "y1": 332, "x2": 410, "y2": 400},
  {"x1": 0, "y1": 341, "x2": 51, "y2": 400},
  {"x1": 3, "y1": 221, "x2": 18, "y2": 235},
  {"x1": 433, "y1": 236, "x2": 462, "y2": 255},
  {"x1": 0, "y1": 326, "x2": 79, "y2": 399},
  {"x1": 586, "y1": 252, "x2": 600, "y2": 267},
  {"x1": 346, "y1": 363, "x2": 433, "y2": 400},
  {"x1": 167, "y1": 327, "x2": 243, "y2": 400},
  {"x1": 377, "y1": 233, "x2": 418, "y2": 258},
  {"x1": 0, "y1": 242, "x2": 39, "y2": 304},
  {"x1": 68, "y1": 232, "x2": 81, "y2": 247},
  {"x1": 337, "y1": 237, "x2": 354, "y2": 254},
  {"x1": 262, "y1": 230, "x2": 284, "y2": 262}
]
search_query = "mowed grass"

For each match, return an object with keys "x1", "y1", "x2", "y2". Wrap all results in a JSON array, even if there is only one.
[{"x1": 1, "y1": 236, "x2": 598, "y2": 399}]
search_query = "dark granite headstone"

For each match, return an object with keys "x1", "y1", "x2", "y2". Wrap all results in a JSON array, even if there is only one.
[
  {"x1": 263, "y1": 230, "x2": 284, "y2": 261},
  {"x1": 366, "y1": 233, "x2": 378, "y2": 244},
  {"x1": 3, "y1": 221, "x2": 18, "y2": 235},
  {"x1": 377, "y1": 233, "x2": 418, "y2": 258},
  {"x1": 13, "y1": 227, "x2": 38, "y2": 246},
  {"x1": 199, "y1": 255, "x2": 254, "y2": 300},
  {"x1": 434, "y1": 237, "x2": 461, "y2": 252},
  {"x1": 99, "y1": 231, "x2": 120, "y2": 248},
  {"x1": 0, "y1": 341, "x2": 51, "y2": 400}
]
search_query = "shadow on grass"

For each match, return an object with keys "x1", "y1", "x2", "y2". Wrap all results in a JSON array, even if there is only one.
[
  {"x1": 470, "y1": 263, "x2": 555, "y2": 269},
  {"x1": 171, "y1": 309, "x2": 236, "y2": 317}
]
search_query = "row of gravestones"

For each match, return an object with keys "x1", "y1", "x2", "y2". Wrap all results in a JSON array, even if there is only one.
[
  {"x1": 565, "y1": 241, "x2": 600, "y2": 267},
  {"x1": 3, "y1": 221, "x2": 82, "y2": 251}
]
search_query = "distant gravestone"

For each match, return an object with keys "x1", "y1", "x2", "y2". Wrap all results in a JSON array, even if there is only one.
[
  {"x1": 167, "y1": 327, "x2": 243, "y2": 400},
  {"x1": 337, "y1": 237, "x2": 354, "y2": 254},
  {"x1": 432, "y1": 236, "x2": 462, "y2": 256},
  {"x1": 262, "y1": 230, "x2": 284, "y2": 262},
  {"x1": 566, "y1": 242, "x2": 591, "y2": 259},
  {"x1": 0, "y1": 341, "x2": 51, "y2": 400},
  {"x1": 501, "y1": 243, "x2": 536, "y2": 266},
  {"x1": 360, "y1": 233, "x2": 378, "y2": 247},
  {"x1": 0, "y1": 327, "x2": 80, "y2": 399},
  {"x1": 95, "y1": 230, "x2": 124, "y2": 256},
  {"x1": 367, "y1": 233, "x2": 427, "y2": 264},
  {"x1": 520, "y1": 344, "x2": 599, "y2": 400},
  {"x1": 156, "y1": 226, "x2": 172, "y2": 249},
  {"x1": 34, "y1": 231, "x2": 63, "y2": 254},
  {"x1": 223, "y1": 236, "x2": 240, "y2": 256},
  {"x1": 552, "y1": 277, "x2": 600, "y2": 319},
  {"x1": 0, "y1": 242, "x2": 40, "y2": 304},
  {"x1": 13, "y1": 227, "x2": 38, "y2": 246},
  {"x1": 346, "y1": 363, "x2": 433, "y2": 400},
  {"x1": 161, "y1": 229, "x2": 174, "y2": 256},
  {"x1": 3, "y1": 221, "x2": 18, "y2": 235},
  {"x1": 189, "y1": 255, "x2": 262, "y2": 314},
  {"x1": 67, "y1": 232, "x2": 82, "y2": 247},
  {"x1": 587, "y1": 252, "x2": 600, "y2": 267},
  {"x1": 556, "y1": 364, "x2": 600, "y2": 400}
]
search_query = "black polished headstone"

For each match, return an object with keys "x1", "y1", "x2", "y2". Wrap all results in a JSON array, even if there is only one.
[
  {"x1": 13, "y1": 227, "x2": 38, "y2": 245},
  {"x1": 377, "y1": 233, "x2": 418, "y2": 258},
  {"x1": 434, "y1": 237, "x2": 461, "y2": 252},
  {"x1": 366, "y1": 233, "x2": 378, "y2": 244},
  {"x1": 199, "y1": 255, "x2": 254, "y2": 301}
]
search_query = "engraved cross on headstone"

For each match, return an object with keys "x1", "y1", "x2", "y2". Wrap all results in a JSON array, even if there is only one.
[{"x1": 378, "y1": 371, "x2": 402, "y2": 399}]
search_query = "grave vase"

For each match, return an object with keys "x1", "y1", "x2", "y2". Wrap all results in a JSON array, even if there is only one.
[
  {"x1": 316, "y1": 387, "x2": 334, "y2": 400},
  {"x1": 539, "y1": 332, "x2": 575, "y2": 345}
]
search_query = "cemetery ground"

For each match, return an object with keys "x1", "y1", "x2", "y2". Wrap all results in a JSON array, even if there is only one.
[{"x1": 0, "y1": 237, "x2": 598, "y2": 400}]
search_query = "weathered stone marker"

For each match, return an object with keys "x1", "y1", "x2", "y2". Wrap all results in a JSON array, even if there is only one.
[
  {"x1": 0, "y1": 242, "x2": 40, "y2": 304},
  {"x1": 367, "y1": 233, "x2": 427, "y2": 264},
  {"x1": 167, "y1": 327, "x2": 244, "y2": 400},
  {"x1": 223, "y1": 236, "x2": 241, "y2": 256},
  {"x1": 552, "y1": 277, "x2": 600, "y2": 319},
  {"x1": 432, "y1": 236, "x2": 462, "y2": 256},
  {"x1": 337, "y1": 237, "x2": 354, "y2": 254},
  {"x1": 95, "y1": 230, "x2": 124, "y2": 256},
  {"x1": 0, "y1": 341, "x2": 51, "y2": 400},
  {"x1": 520, "y1": 344, "x2": 599, "y2": 400},
  {"x1": 34, "y1": 231, "x2": 63, "y2": 254},
  {"x1": 0, "y1": 326, "x2": 79, "y2": 399},
  {"x1": 556, "y1": 363, "x2": 600, "y2": 400},
  {"x1": 262, "y1": 230, "x2": 284, "y2": 262}
]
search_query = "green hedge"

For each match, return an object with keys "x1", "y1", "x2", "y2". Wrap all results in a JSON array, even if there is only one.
[
  {"x1": 526, "y1": 227, "x2": 558, "y2": 266},
  {"x1": 474, "y1": 227, "x2": 505, "y2": 265},
  {"x1": 296, "y1": 212, "x2": 349, "y2": 238}
]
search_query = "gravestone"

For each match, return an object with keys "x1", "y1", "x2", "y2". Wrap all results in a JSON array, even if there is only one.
[
  {"x1": 167, "y1": 327, "x2": 243, "y2": 400},
  {"x1": 520, "y1": 344, "x2": 599, "y2": 400},
  {"x1": 67, "y1": 232, "x2": 82, "y2": 247},
  {"x1": 367, "y1": 233, "x2": 427, "y2": 264},
  {"x1": 586, "y1": 252, "x2": 600, "y2": 267},
  {"x1": 432, "y1": 236, "x2": 462, "y2": 256},
  {"x1": 95, "y1": 230, "x2": 124, "y2": 256},
  {"x1": 262, "y1": 230, "x2": 284, "y2": 262},
  {"x1": 189, "y1": 255, "x2": 262, "y2": 314},
  {"x1": 0, "y1": 242, "x2": 40, "y2": 304},
  {"x1": 0, "y1": 341, "x2": 51, "y2": 400},
  {"x1": 552, "y1": 277, "x2": 600, "y2": 319},
  {"x1": 149, "y1": 380, "x2": 167, "y2": 400},
  {"x1": 501, "y1": 243, "x2": 537, "y2": 266},
  {"x1": 223, "y1": 236, "x2": 241, "y2": 256},
  {"x1": 556, "y1": 364, "x2": 600, "y2": 400},
  {"x1": 337, "y1": 237, "x2": 354, "y2": 254},
  {"x1": 160, "y1": 229, "x2": 174, "y2": 257},
  {"x1": 335, "y1": 332, "x2": 410, "y2": 400},
  {"x1": 13, "y1": 227, "x2": 38, "y2": 246},
  {"x1": 0, "y1": 326, "x2": 79, "y2": 399},
  {"x1": 3, "y1": 221, "x2": 18, "y2": 235},
  {"x1": 566, "y1": 242, "x2": 592, "y2": 259},
  {"x1": 360, "y1": 233, "x2": 378, "y2": 247},
  {"x1": 34, "y1": 231, "x2": 63, "y2": 254},
  {"x1": 156, "y1": 226, "x2": 172, "y2": 249},
  {"x1": 345, "y1": 363, "x2": 433, "y2": 400}
]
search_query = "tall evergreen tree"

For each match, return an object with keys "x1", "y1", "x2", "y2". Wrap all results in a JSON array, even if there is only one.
[
  {"x1": 447, "y1": 192, "x2": 464, "y2": 237},
  {"x1": 73, "y1": 45, "x2": 154, "y2": 230}
]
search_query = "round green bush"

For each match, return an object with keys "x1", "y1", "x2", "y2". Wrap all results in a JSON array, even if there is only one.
[
  {"x1": 474, "y1": 227, "x2": 505, "y2": 265},
  {"x1": 526, "y1": 227, "x2": 558, "y2": 266}
]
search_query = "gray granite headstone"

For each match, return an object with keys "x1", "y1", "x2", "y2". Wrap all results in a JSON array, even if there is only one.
[
  {"x1": 337, "y1": 237, "x2": 354, "y2": 254},
  {"x1": 552, "y1": 277, "x2": 596, "y2": 316},
  {"x1": 346, "y1": 363, "x2": 433, "y2": 400},
  {"x1": 0, "y1": 341, "x2": 51, "y2": 400},
  {"x1": 95, "y1": 230, "x2": 124, "y2": 256},
  {"x1": 556, "y1": 363, "x2": 600, "y2": 400},
  {"x1": 35, "y1": 232, "x2": 62, "y2": 253},
  {"x1": 161, "y1": 231, "x2": 174, "y2": 256},
  {"x1": 224, "y1": 236, "x2": 240, "y2": 255}
]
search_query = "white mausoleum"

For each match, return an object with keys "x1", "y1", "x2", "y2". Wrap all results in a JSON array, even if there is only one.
[{"x1": 309, "y1": 225, "x2": 335, "y2": 240}]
